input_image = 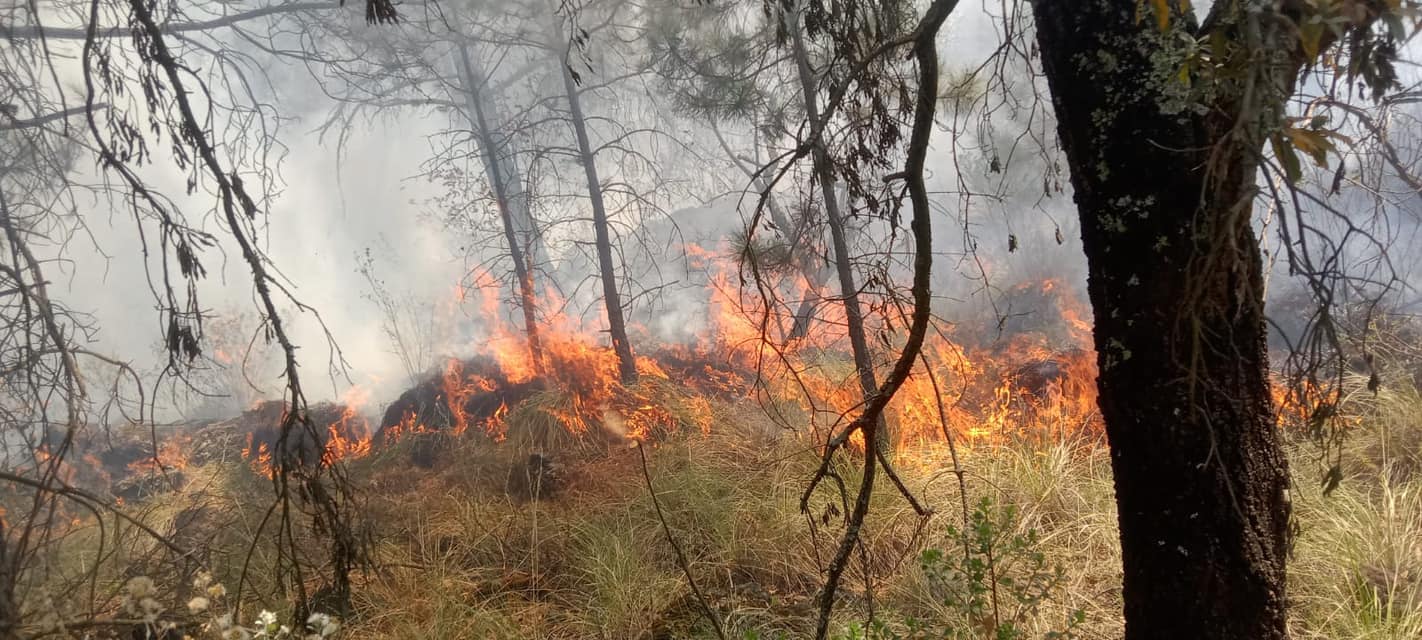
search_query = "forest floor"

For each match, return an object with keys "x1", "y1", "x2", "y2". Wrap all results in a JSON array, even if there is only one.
[{"x1": 101, "y1": 377, "x2": 1422, "y2": 640}]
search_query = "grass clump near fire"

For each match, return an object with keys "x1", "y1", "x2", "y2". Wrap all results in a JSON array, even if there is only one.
[
  {"x1": 87, "y1": 372, "x2": 1414, "y2": 638},
  {"x1": 334, "y1": 379, "x2": 1422, "y2": 639},
  {"x1": 13, "y1": 321, "x2": 1421, "y2": 639}
]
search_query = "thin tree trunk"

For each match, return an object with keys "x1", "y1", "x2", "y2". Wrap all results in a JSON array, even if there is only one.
[
  {"x1": 751, "y1": 142, "x2": 835, "y2": 343},
  {"x1": 0, "y1": 522, "x2": 16, "y2": 640},
  {"x1": 710, "y1": 121, "x2": 830, "y2": 341},
  {"x1": 457, "y1": 45, "x2": 543, "y2": 371},
  {"x1": 1029, "y1": 4, "x2": 1290, "y2": 639},
  {"x1": 803, "y1": 0, "x2": 954, "y2": 633},
  {"x1": 788, "y1": 270, "x2": 832, "y2": 341},
  {"x1": 551, "y1": 26, "x2": 638, "y2": 384},
  {"x1": 788, "y1": 7, "x2": 885, "y2": 443},
  {"x1": 471, "y1": 74, "x2": 546, "y2": 269}
]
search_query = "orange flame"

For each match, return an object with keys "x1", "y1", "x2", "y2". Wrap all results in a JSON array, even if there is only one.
[{"x1": 219, "y1": 244, "x2": 1109, "y2": 470}]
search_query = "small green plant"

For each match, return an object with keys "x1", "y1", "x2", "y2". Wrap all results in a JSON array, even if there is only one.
[
  {"x1": 835, "y1": 497, "x2": 1084, "y2": 639},
  {"x1": 740, "y1": 630, "x2": 789, "y2": 640}
]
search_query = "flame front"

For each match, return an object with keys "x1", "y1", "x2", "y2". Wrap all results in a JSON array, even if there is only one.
[{"x1": 227, "y1": 242, "x2": 1116, "y2": 475}]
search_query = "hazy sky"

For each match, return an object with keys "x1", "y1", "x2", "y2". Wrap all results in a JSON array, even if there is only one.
[
  {"x1": 24, "y1": 0, "x2": 1416, "y2": 421},
  {"x1": 28, "y1": 2, "x2": 1088, "y2": 419}
]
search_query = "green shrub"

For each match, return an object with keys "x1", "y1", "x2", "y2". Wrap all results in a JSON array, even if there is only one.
[{"x1": 835, "y1": 497, "x2": 1084, "y2": 640}]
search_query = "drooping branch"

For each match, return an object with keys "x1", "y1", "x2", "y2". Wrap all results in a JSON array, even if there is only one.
[
  {"x1": 71, "y1": 0, "x2": 367, "y2": 621},
  {"x1": 0, "y1": 104, "x2": 107, "y2": 131},
  {"x1": 2, "y1": 2, "x2": 340, "y2": 40}
]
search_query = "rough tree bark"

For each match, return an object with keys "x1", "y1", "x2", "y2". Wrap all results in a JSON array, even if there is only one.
[
  {"x1": 551, "y1": 20, "x2": 638, "y2": 384},
  {"x1": 456, "y1": 45, "x2": 544, "y2": 371},
  {"x1": 1028, "y1": 3, "x2": 1292, "y2": 638}
]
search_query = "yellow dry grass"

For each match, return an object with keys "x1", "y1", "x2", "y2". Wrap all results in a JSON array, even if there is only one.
[{"x1": 28, "y1": 375, "x2": 1419, "y2": 639}]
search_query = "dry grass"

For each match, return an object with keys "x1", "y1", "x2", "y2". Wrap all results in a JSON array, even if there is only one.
[
  {"x1": 334, "y1": 410, "x2": 1131, "y2": 639},
  {"x1": 1288, "y1": 374, "x2": 1422, "y2": 639},
  {"x1": 34, "y1": 376, "x2": 1419, "y2": 639},
  {"x1": 306, "y1": 383, "x2": 1422, "y2": 639}
]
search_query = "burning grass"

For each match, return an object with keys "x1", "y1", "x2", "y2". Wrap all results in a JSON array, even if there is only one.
[
  {"x1": 10, "y1": 374, "x2": 1422, "y2": 639},
  {"x1": 9, "y1": 269, "x2": 1420, "y2": 638},
  {"x1": 323, "y1": 389, "x2": 1417, "y2": 639},
  {"x1": 341, "y1": 366, "x2": 1405, "y2": 639}
]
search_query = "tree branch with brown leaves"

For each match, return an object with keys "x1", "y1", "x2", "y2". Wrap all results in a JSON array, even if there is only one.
[{"x1": 793, "y1": 1, "x2": 959, "y2": 637}]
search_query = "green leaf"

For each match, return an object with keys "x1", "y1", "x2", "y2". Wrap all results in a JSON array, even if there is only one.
[
  {"x1": 1271, "y1": 134, "x2": 1303, "y2": 183},
  {"x1": 1299, "y1": 20, "x2": 1325, "y2": 61}
]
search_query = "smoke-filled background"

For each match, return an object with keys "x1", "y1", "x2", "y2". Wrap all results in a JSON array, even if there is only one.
[
  {"x1": 9, "y1": 0, "x2": 1419, "y2": 420},
  {"x1": 7, "y1": 3, "x2": 1422, "y2": 639}
]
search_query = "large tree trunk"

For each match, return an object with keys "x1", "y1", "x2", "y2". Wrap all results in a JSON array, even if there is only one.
[
  {"x1": 456, "y1": 45, "x2": 543, "y2": 371},
  {"x1": 787, "y1": 8, "x2": 885, "y2": 443},
  {"x1": 552, "y1": 28, "x2": 638, "y2": 384},
  {"x1": 1029, "y1": 4, "x2": 1291, "y2": 639}
]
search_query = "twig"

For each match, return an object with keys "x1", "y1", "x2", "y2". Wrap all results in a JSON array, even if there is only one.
[
  {"x1": 0, "y1": 471, "x2": 191, "y2": 558},
  {"x1": 873, "y1": 446, "x2": 931, "y2": 517},
  {"x1": 634, "y1": 442, "x2": 726, "y2": 640},
  {"x1": 804, "y1": 1, "x2": 959, "y2": 637},
  {"x1": 918, "y1": 353, "x2": 972, "y2": 561}
]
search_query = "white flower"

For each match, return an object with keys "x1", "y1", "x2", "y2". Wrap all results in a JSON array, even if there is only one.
[
  {"x1": 125, "y1": 576, "x2": 156, "y2": 599},
  {"x1": 187, "y1": 596, "x2": 210, "y2": 614},
  {"x1": 305, "y1": 613, "x2": 338, "y2": 638},
  {"x1": 256, "y1": 611, "x2": 278, "y2": 628},
  {"x1": 122, "y1": 577, "x2": 161, "y2": 617},
  {"x1": 138, "y1": 596, "x2": 164, "y2": 622}
]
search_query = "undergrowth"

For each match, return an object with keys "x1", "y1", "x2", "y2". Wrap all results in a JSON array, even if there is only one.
[{"x1": 14, "y1": 375, "x2": 1421, "y2": 639}]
